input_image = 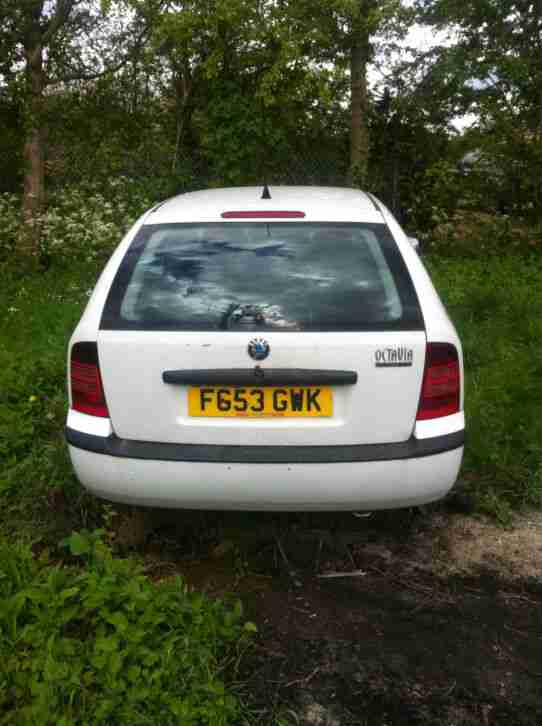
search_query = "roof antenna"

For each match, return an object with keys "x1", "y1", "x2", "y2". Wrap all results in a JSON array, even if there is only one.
[{"x1": 258, "y1": 94, "x2": 271, "y2": 199}]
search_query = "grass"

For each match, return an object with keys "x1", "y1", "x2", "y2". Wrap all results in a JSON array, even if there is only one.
[
  {"x1": 1, "y1": 251, "x2": 542, "y2": 543},
  {"x1": 0, "y1": 261, "x2": 102, "y2": 542},
  {"x1": 427, "y1": 254, "x2": 542, "y2": 518}
]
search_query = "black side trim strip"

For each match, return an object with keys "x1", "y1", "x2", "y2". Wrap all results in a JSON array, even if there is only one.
[
  {"x1": 162, "y1": 368, "x2": 358, "y2": 386},
  {"x1": 66, "y1": 428, "x2": 465, "y2": 464}
]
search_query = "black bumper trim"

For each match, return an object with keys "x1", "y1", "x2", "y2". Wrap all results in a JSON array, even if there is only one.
[{"x1": 66, "y1": 427, "x2": 464, "y2": 465}]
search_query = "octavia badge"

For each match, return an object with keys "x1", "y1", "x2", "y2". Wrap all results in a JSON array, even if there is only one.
[{"x1": 248, "y1": 338, "x2": 270, "y2": 361}]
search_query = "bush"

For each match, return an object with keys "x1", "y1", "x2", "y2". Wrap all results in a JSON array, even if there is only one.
[
  {"x1": 0, "y1": 178, "x2": 155, "y2": 265},
  {"x1": 427, "y1": 210, "x2": 542, "y2": 257},
  {"x1": 0, "y1": 531, "x2": 252, "y2": 725}
]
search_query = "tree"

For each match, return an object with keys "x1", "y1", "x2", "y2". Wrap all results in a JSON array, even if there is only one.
[
  {"x1": 154, "y1": 0, "x2": 410, "y2": 187},
  {"x1": 149, "y1": 0, "x2": 347, "y2": 185},
  {"x1": 1, "y1": 2, "x2": 84, "y2": 251},
  {"x1": 0, "y1": 0, "x2": 158, "y2": 257},
  {"x1": 415, "y1": 0, "x2": 542, "y2": 216},
  {"x1": 283, "y1": 0, "x2": 409, "y2": 187}
]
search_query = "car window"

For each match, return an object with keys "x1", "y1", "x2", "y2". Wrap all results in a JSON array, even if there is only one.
[{"x1": 101, "y1": 223, "x2": 423, "y2": 331}]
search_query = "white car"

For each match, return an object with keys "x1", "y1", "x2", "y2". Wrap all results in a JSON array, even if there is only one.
[{"x1": 66, "y1": 186, "x2": 464, "y2": 511}]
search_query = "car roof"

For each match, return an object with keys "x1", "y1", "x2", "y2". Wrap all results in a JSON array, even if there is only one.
[{"x1": 146, "y1": 186, "x2": 384, "y2": 225}]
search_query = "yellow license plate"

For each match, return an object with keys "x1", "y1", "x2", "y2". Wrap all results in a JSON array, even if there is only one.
[{"x1": 188, "y1": 386, "x2": 333, "y2": 417}]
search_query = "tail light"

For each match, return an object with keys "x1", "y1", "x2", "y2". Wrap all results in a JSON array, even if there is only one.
[
  {"x1": 70, "y1": 342, "x2": 109, "y2": 418},
  {"x1": 417, "y1": 343, "x2": 460, "y2": 421}
]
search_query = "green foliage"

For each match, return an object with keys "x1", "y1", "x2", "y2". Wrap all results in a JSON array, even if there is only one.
[
  {"x1": 416, "y1": 0, "x2": 542, "y2": 219},
  {"x1": 369, "y1": 101, "x2": 455, "y2": 225},
  {"x1": 427, "y1": 253, "x2": 542, "y2": 518},
  {"x1": 402, "y1": 154, "x2": 542, "y2": 256},
  {"x1": 0, "y1": 194, "x2": 21, "y2": 261},
  {"x1": 427, "y1": 211, "x2": 542, "y2": 257},
  {"x1": 406, "y1": 160, "x2": 466, "y2": 231},
  {"x1": 0, "y1": 531, "x2": 250, "y2": 724},
  {"x1": 0, "y1": 355, "x2": 65, "y2": 468},
  {"x1": 0, "y1": 179, "x2": 153, "y2": 265},
  {"x1": 0, "y1": 92, "x2": 23, "y2": 194},
  {"x1": 200, "y1": 83, "x2": 291, "y2": 185},
  {"x1": 0, "y1": 258, "x2": 101, "y2": 540}
]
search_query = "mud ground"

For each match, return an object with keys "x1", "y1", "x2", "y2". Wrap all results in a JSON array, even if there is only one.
[{"x1": 129, "y1": 508, "x2": 542, "y2": 725}]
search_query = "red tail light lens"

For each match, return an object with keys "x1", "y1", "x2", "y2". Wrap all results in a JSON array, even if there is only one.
[
  {"x1": 70, "y1": 342, "x2": 109, "y2": 418},
  {"x1": 416, "y1": 343, "x2": 460, "y2": 421}
]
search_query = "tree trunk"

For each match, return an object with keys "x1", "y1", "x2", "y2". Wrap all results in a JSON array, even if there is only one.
[
  {"x1": 20, "y1": 35, "x2": 45, "y2": 258},
  {"x1": 391, "y1": 112, "x2": 401, "y2": 217},
  {"x1": 349, "y1": 15, "x2": 370, "y2": 188},
  {"x1": 171, "y1": 63, "x2": 193, "y2": 175}
]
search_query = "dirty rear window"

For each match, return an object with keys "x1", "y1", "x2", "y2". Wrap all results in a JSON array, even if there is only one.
[{"x1": 101, "y1": 223, "x2": 423, "y2": 331}]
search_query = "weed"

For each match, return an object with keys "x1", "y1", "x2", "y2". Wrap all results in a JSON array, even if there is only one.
[{"x1": 0, "y1": 530, "x2": 253, "y2": 724}]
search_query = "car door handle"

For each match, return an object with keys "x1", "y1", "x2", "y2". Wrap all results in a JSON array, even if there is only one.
[{"x1": 162, "y1": 369, "x2": 358, "y2": 386}]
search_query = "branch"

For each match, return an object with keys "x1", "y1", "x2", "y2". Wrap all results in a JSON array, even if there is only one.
[
  {"x1": 51, "y1": 22, "x2": 153, "y2": 85},
  {"x1": 42, "y1": 0, "x2": 79, "y2": 46}
]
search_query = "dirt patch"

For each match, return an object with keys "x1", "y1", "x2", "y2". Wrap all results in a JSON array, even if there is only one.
[
  {"x1": 136, "y1": 509, "x2": 542, "y2": 725},
  {"x1": 244, "y1": 576, "x2": 542, "y2": 726},
  {"x1": 237, "y1": 554, "x2": 542, "y2": 724},
  {"x1": 435, "y1": 512, "x2": 542, "y2": 581}
]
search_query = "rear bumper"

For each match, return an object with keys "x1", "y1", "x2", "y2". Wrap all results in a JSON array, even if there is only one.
[
  {"x1": 65, "y1": 427, "x2": 464, "y2": 464},
  {"x1": 66, "y1": 427, "x2": 464, "y2": 511}
]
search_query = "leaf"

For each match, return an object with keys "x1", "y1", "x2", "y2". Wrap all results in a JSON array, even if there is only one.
[
  {"x1": 95, "y1": 635, "x2": 119, "y2": 653},
  {"x1": 59, "y1": 586, "x2": 80, "y2": 602},
  {"x1": 106, "y1": 611, "x2": 129, "y2": 632},
  {"x1": 64, "y1": 532, "x2": 90, "y2": 556},
  {"x1": 126, "y1": 665, "x2": 141, "y2": 683}
]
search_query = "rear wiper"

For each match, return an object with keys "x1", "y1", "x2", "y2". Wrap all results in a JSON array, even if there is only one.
[{"x1": 218, "y1": 303, "x2": 266, "y2": 330}]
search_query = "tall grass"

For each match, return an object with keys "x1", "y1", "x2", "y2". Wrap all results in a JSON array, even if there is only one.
[{"x1": 427, "y1": 254, "x2": 542, "y2": 517}]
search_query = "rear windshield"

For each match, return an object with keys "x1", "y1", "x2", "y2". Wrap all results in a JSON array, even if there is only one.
[{"x1": 101, "y1": 223, "x2": 423, "y2": 332}]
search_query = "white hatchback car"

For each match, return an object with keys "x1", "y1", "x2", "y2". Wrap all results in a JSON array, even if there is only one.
[{"x1": 66, "y1": 186, "x2": 464, "y2": 511}]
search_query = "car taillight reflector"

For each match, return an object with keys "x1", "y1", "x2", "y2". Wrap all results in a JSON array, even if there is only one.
[
  {"x1": 416, "y1": 343, "x2": 460, "y2": 421},
  {"x1": 70, "y1": 342, "x2": 109, "y2": 418},
  {"x1": 221, "y1": 210, "x2": 305, "y2": 219}
]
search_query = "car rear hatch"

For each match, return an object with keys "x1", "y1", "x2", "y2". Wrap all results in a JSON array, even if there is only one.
[{"x1": 97, "y1": 220, "x2": 426, "y2": 447}]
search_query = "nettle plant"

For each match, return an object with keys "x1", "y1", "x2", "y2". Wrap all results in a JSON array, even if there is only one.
[{"x1": 0, "y1": 530, "x2": 254, "y2": 725}]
